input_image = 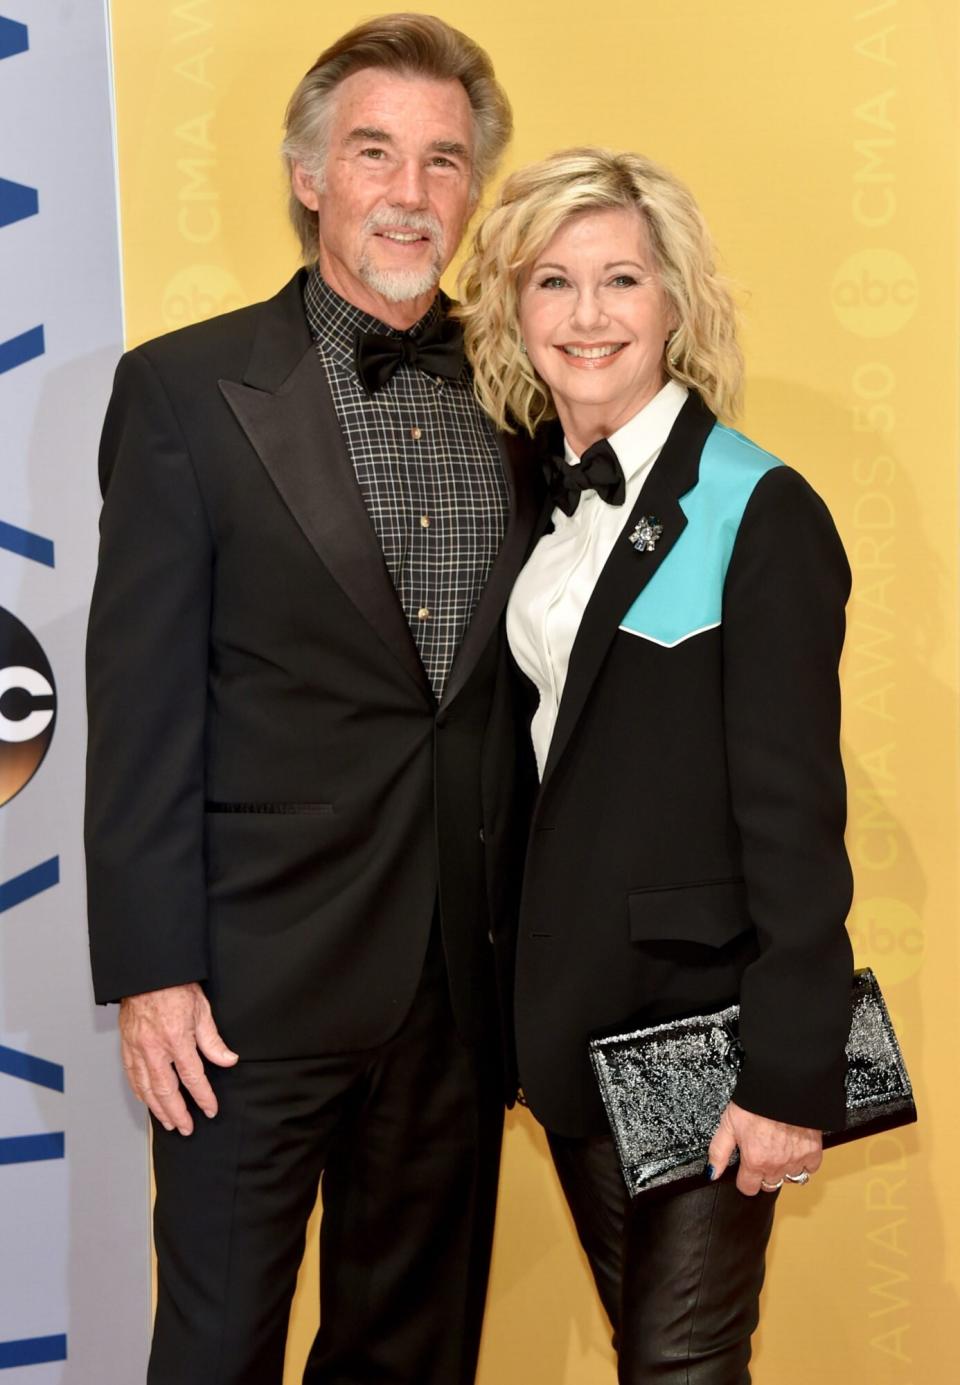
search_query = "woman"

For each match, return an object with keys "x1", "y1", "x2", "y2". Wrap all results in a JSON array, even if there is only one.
[{"x1": 458, "y1": 149, "x2": 854, "y2": 1382}]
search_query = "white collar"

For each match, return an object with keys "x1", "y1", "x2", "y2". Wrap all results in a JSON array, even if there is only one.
[{"x1": 563, "y1": 379, "x2": 689, "y2": 479}]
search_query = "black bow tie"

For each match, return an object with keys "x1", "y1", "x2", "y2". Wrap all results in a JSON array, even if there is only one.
[
  {"x1": 354, "y1": 314, "x2": 465, "y2": 393},
  {"x1": 544, "y1": 438, "x2": 627, "y2": 516}
]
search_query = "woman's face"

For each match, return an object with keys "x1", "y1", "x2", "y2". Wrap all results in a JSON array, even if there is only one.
[{"x1": 519, "y1": 206, "x2": 678, "y2": 444}]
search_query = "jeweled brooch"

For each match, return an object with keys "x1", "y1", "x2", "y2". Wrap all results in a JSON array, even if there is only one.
[{"x1": 628, "y1": 515, "x2": 663, "y2": 553}]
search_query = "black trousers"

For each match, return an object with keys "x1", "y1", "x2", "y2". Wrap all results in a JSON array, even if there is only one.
[
  {"x1": 148, "y1": 930, "x2": 504, "y2": 1385},
  {"x1": 548, "y1": 1132, "x2": 777, "y2": 1384}
]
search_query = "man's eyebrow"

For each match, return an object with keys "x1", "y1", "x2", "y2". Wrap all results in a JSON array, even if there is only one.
[
  {"x1": 431, "y1": 140, "x2": 470, "y2": 159},
  {"x1": 343, "y1": 126, "x2": 393, "y2": 145}
]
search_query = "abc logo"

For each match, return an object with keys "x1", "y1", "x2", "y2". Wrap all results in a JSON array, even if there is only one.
[
  {"x1": 831, "y1": 250, "x2": 918, "y2": 338},
  {"x1": 0, "y1": 607, "x2": 57, "y2": 807},
  {"x1": 161, "y1": 264, "x2": 246, "y2": 330},
  {"x1": 847, "y1": 896, "x2": 923, "y2": 986}
]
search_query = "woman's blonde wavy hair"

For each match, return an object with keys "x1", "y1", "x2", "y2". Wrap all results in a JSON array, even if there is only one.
[{"x1": 456, "y1": 148, "x2": 743, "y2": 434}]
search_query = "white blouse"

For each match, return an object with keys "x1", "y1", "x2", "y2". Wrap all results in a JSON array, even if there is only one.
[{"x1": 507, "y1": 380, "x2": 688, "y2": 779}]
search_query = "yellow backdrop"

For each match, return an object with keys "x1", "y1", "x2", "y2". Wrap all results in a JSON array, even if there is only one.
[{"x1": 108, "y1": 2, "x2": 958, "y2": 1379}]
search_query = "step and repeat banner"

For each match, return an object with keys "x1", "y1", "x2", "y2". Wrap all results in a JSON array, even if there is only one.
[
  {"x1": 0, "y1": 1, "x2": 150, "y2": 1382},
  {"x1": 2, "y1": 0, "x2": 957, "y2": 1381}
]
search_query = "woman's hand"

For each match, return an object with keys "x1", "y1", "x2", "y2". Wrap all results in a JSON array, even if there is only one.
[{"x1": 707, "y1": 1100, "x2": 823, "y2": 1196}]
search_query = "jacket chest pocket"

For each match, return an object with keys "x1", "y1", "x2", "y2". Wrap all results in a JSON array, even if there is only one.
[{"x1": 628, "y1": 877, "x2": 750, "y2": 949}]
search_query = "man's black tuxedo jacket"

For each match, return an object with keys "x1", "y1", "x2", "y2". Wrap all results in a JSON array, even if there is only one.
[
  {"x1": 85, "y1": 271, "x2": 541, "y2": 1060},
  {"x1": 512, "y1": 395, "x2": 855, "y2": 1139}
]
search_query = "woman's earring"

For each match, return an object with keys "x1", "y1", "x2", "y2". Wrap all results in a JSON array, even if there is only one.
[{"x1": 519, "y1": 341, "x2": 527, "y2": 355}]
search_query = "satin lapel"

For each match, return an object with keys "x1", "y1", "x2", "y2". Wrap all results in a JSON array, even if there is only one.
[
  {"x1": 540, "y1": 395, "x2": 716, "y2": 789},
  {"x1": 440, "y1": 429, "x2": 545, "y2": 710},
  {"x1": 219, "y1": 277, "x2": 430, "y2": 700}
]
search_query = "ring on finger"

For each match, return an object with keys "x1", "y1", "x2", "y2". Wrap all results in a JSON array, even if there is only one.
[
  {"x1": 760, "y1": 1178, "x2": 784, "y2": 1192},
  {"x1": 785, "y1": 1170, "x2": 811, "y2": 1186}
]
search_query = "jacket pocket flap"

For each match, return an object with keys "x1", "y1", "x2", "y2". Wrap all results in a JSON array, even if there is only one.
[{"x1": 628, "y1": 878, "x2": 749, "y2": 948}]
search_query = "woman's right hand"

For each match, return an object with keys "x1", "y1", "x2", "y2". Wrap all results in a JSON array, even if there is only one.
[{"x1": 707, "y1": 1100, "x2": 823, "y2": 1196}]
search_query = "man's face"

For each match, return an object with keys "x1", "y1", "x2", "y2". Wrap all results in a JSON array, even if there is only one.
[{"x1": 293, "y1": 68, "x2": 476, "y2": 328}]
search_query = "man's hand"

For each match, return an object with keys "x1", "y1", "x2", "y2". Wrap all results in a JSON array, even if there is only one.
[
  {"x1": 119, "y1": 983, "x2": 239, "y2": 1136},
  {"x1": 707, "y1": 1100, "x2": 823, "y2": 1196}
]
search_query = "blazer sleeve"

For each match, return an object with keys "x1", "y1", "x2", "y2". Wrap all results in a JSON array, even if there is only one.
[
  {"x1": 85, "y1": 347, "x2": 213, "y2": 1002},
  {"x1": 722, "y1": 464, "x2": 854, "y2": 1130}
]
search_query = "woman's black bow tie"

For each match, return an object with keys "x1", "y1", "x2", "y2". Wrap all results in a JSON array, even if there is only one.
[
  {"x1": 354, "y1": 316, "x2": 465, "y2": 393},
  {"x1": 544, "y1": 438, "x2": 627, "y2": 516}
]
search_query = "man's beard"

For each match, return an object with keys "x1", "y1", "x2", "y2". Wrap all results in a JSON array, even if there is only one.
[{"x1": 358, "y1": 208, "x2": 446, "y2": 303}]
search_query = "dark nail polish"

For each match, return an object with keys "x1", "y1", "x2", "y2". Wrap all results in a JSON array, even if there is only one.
[{"x1": 705, "y1": 1164, "x2": 716, "y2": 1181}]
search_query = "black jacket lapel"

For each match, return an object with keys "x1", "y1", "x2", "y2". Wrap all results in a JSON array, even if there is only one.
[
  {"x1": 440, "y1": 429, "x2": 544, "y2": 711},
  {"x1": 540, "y1": 394, "x2": 716, "y2": 788},
  {"x1": 219, "y1": 273, "x2": 431, "y2": 701}
]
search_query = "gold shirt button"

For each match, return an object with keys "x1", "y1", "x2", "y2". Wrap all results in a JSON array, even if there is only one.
[
  {"x1": 420, "y1": 514, "x2": 431, "y2": 528},
  {"x1": 417, "y1": 607, "x2": 431, "y2": 621},
  {"x1": 410, "y1": 426, "x2": 422, "y2": 440}
]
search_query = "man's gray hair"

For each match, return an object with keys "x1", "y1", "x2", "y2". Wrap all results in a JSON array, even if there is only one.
[{"x1": 281, "y1": 12, "x2": 513, "y2": 261}]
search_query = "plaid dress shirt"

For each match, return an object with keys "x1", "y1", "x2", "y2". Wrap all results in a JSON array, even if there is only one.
[{"x1": 304, "y1": 269, "x2": 508, "y2": 700}]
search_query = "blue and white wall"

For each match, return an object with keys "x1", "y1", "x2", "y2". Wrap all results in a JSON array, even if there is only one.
[{"x1": 0, "y1": 3, "x2": 148, "y2": 1379}]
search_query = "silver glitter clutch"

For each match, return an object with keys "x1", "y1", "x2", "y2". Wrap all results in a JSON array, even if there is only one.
[{"x1": 588, "y1": 967, "x2": 916, "y2": 1196}]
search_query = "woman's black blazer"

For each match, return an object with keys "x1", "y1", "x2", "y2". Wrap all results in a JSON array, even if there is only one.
[{"x1": 512, "y1": 393, "x2": 854, "y2": 1139}]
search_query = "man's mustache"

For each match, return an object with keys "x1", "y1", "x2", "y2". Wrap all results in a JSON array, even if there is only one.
[{"x1": 363, "y1": 208, "x2": 444, "y2": 251}]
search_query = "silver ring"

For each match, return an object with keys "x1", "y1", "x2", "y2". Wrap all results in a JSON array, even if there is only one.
[
  {"x1": 784, "y1": 1170, "x2": 811, "y2": 1185},
  {"x1": 760, "y1": 1178, "x2": 784, "y2": 1192}
]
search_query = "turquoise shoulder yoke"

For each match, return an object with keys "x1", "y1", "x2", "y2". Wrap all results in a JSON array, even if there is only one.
[{"x1": 619, "y1": 424, "x2": 782, "y2": 648}]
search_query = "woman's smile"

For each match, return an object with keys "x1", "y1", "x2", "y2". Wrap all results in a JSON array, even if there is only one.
[{"x1": 556, "y1": 341, "x2": 627, "y2": 364}]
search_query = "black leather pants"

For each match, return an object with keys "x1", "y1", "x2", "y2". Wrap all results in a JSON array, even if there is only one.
[{"x1": 548, "y1": 1131, "x2": 778, "y2": 1384}]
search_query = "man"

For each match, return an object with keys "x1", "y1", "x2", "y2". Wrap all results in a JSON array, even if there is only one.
[{"x1": 85, "y1": 15, "x2": 540, "y2": 1383}]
